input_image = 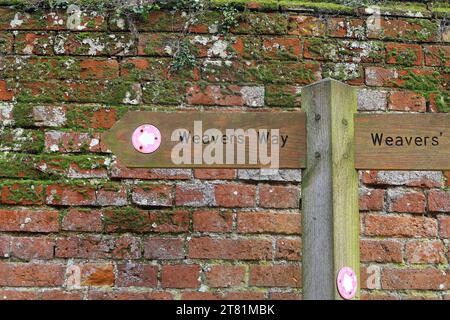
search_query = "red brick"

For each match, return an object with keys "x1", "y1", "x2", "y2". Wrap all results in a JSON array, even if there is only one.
[
  {"x1": 365, "y1": 67, "x2": 438, "y2": 87},
  {"x1": 405, "y1": 240, "x2": 445, "y2": 264},
  {"x1": 62, "y1": 208, "x2": 103, "y2": 232},
  {"x1": 131, "y1": 184, "x2": 173, "y2": 207},
  {"x1": 288, "y1": 15, "x2": 325, "y2": 36},
  {"x1": 360, "y1": 239, "x2": 403, "y2": 263},
  {"x1": 88, "y1": 290, "x2": 173, "y2": 300},
  {"x1": 192, "y1": 210, "x2": 233, "y2": 233},
  {"x1": 137, "y1": 33, "x2": 179, "y2": 56},
  {"x1": 44, "y1": 131, "x2": 102, "y2": 153},
  {"x1": 445, "y1": 171, "x2": 450, "y2": 187},
  {"x1": 259, "y1": 185, "x2": 300, "y2": 208},
  {"x1": 0, "y1": 32, "x2": 13, "y2": 54},
  {"x1": 55, "y1": 235, "x2": 141, "y2": 259},
  {"x1": 386, "y1": 43, "x2": 423, "y2": 66},
  {"x1": 223, "y1": 291, "x2": 265, "y2": 300},
  {"x1": 161, "y1": 265, "x2": 200, "y2": 289},
  {"x1": 368, "y1": 18, "x2": 438, "y2": 42},
  {"x1": 0, "y1": 209, "x2": 58, "y2": 233},
  {"x1": 189, "y1": 237, "x2": 273, "y2": 260},
  {"x1": 11, "y1": 237, "x2": 54, "y2": 260},
  {"x1": 261, "y1": 37, "x2": 301, "y2": 59},
  {"x1": 365, "y1": 214, "x2": 438, "y2": 237},
  {"x1": 237, "y1": 211, "x2": 301, "y2": 234},
  {"x1": 269, "y1": 291, "x2": 302, "y2": 300},
  {"x1": 359, "y1": 188, "x2": 384, "y2": 211},
  {"x1": 361, "y1": 170, "x2": 442, "y2": 188},
  {"x1": 96, "y1": 184, "x2": 128, "y2": 206},
  {"x1": 214, "y1": 184, "x2": 256, "y2": 208},
  {"x1": 276, "y1": 238, "x2": 301, "y2": 261},
  {"x1": 80, "y1": 263, "x2": 115, "y2": 287},
  {"x1": 194, "y1": 169, "x2": 236, "y2": 180},
  {"x1": 175, "y1": 183, "x2": 212, "y2": 207},
  {"x1": 387, "y1": 189, "x2": 426, "y2": 214},
  {"x1": 0, "y1": 290, "x2": 38, "y2": 300},
  {"x1": 111, "y1": 161, "x2": 192, "y2": 180},
  {"x1": 186, "y1": 85, "x2": 244, "y2": 106},
  {"x1": 14, "y1": 32, "x2": 53, "y2": 55},
  {"x1": 116, "y1": 263, "x2": 158, "y2": 287},
  {"x1": 0, "y1": 236, "x2": 10, "y2": 258},
  {"x1": 40, "y1": 290, "x2": 83, "y2": 300},
  {"x1": 66, "y1": 106, "x2": 119, "y2": 129},
  {"x1": 0, "y1": 263, "x2": 65, "y2": 287},
  {"x1": 181, "y1": 292, "x2": 221, "y2": 300},
  {"x1": 327, "y1": 17, "x2": 364, "y2": 38},
  {"x1": 144, "y1": 238, "x2": 184, "y2": 260},
  {"x1": 79, "y1": 58, "x2": 119, "y2": 79},
  {"x1": 361, "y1": 292, "x2": 399, "y2": 300},
  {"x1": 0, "y1": 80, "x2": 13, "y2": 101},
  {"x1": 205, "y1": 265, "x2": 246, "y2": 287},
  {"x1": 438, "y1": 215, "x2": 450, "y2": 238},
  {"x1": 428, "y1": 190, "x2": 450, "y2": 212},
  {"x1": 46, "y1": 183, "x2": 97, "y2": 206},
  {"x1": 104, "y1": 208, "x2": 189, "y2": 233},
  {"x1": 382, "y1": 268, "x2": 449, "y2": 290},
  {"x1": 388, "y1": 91, "x2": 426, "y2": 112},
  {"x1": 249, "y1": 265, "x2": 301, "y2": 287},
  {"x1": 1, "y1": 183, "x2": 44, "y2": 205},
  {"x1": 424, "y1": 45, "x2": 450, "y2": 67}
]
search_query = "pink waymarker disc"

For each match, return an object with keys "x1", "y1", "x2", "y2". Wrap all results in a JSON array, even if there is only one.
[
  {"x1": 337, "y1": 267, "x2": 357, "y2": 300},
  {"x1": 132, "y1": 124, "x2": 161, "y2": 154}
]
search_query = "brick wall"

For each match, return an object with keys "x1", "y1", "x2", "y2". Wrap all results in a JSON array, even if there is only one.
[{"x1": 0, "y1": 1, "x2": 448, "y2": 300}]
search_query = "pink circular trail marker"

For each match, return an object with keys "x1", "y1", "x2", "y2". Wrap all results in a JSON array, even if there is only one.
[
  {"x1": 132, "y1": 124, "x2": 161, "y2": 154},
  {"x1": 337, "y1": 267, "x2": 357, "y2": 300}
]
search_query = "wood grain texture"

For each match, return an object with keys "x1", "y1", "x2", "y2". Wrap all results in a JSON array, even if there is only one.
[
  {"x1": 302, "y1": 79, "x2": 360, "y2": 300},
  {"x1": 103, "y1": 111, "x2": 306, "y2": 168},
  {"x1": 355, "y1": 114, "x2": 450, "y2": 170}
]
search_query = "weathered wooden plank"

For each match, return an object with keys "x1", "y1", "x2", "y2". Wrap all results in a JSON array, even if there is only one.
[
  {"x1": 302, "y1": 78, "x2": 360, "y2": 300},
  {"x1": 355, "y1": 114, "x2": 450, "y2": 170},
  {"x1": 102, "y1": 111, "x2": 306, "y2": 168}
]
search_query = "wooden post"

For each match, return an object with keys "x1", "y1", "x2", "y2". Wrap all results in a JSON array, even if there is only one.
[{"x1": 301, "y1": 78, "x2": 360, "y2": 300}]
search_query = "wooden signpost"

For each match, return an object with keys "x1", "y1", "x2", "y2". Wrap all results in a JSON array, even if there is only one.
[{"x1": 103, "y1": 78, "x2": 449, "y2": 300}]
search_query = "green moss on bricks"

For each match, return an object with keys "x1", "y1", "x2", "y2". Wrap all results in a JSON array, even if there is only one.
[
  {"x1": 279, "y1": 0, "x2": 354, "y2": 13},
  {"x1": 0, "y1": 180, "x2": 44, "y2": 204},
  {"x1": 235, "y1": 11, "x2": 288, "y2": 35},
  {"x1": 387, "y1": 47, "x2": 419, "y2": 66},
  {"x1": 0, "y1": 128, "x2": 44, "y2": 153},
  {"x1": 12, "y1": 104, "x2": 34, "y2": 127},
  {"x1": 142, "y1": 81, "x2": 186, "y2": 105},
  {"x1": 103, "y1": 207, "x2": 147, "y2": 231}
]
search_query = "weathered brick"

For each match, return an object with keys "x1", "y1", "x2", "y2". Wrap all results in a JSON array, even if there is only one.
[
  {"x1": 0, "y1": 209, "x2": 59, "y2": 233},
  {"x1": 0, "y1": 263, "x2": 65, "y2": 287},
  {"x1": 288, "y1": 15, "x2": 325, "y2": 36},
  {"x1": 438, "y1": 215, "x2": 450, "y2": 238},
  {"x1": 205, "y1": 265, "x2": 246, "y2": 288},
  {"x1": 269, "y1": 291, "x2": 302, "y2": 300},
  {"x1": 0, "y1": 128, "x2": 44, "y2": 152},
  {"x1": 186, "y1": 85, "x2": 264, "y2": 107},
  {"x1": 387, "y1": 189, "x2": 426, "y2": 214},
  {"x1": 0, "y1": 32, "x2": 13, "y2": 54},
  {"x1": 259, "y1": 185, "x2": 300, "y2": 208},
  {"x1": 214, "y1": 184, "x2": 256, "y2": 208},
  {"x1": 144, "y1": 237, "x2": 184, "y2": 260},
  {"x1": 0, "y1": 236, "x2": 10, "y2": 258},
  {"x1": 61, "y1": 208, "x2": 103, "y2": 232},
  {"x1": 189, "y1": 237, "x2": 272, "y2": 260},
  {"x1": 1, "y1": 182, "x2": 44, "y2": 205},
  {"x1": 388, "y1": 91, "x2": 426, "y2": 112},
  {"x1": 428, "y1": 190, "x2": 450, "y2": 212},
  {"x1": 223, "y1": 291, "x2": 265, "y2": 300},
  {"x1": 360, "y1": 239, "x2": 403, "y2": 263},
  {"x1": 237, "y1": 212, "x2": 301, "y2": 234},
  {"x1": 327, "y1": 17, "x2": 365, "y2": 38},
  {"x1": 357, "y1": 89, "x2": 388, "y2": 111},
  {"x1": 249, "y1": 265, "x2": 301, "y2": 287},
  {"x1": 40, "y1": 290, "x2": 83, "y2": 300},
  {"x1": 96, "y1": 184, "x2": 128, "y2": 207},
  {"x1": 238, "y1": 169, "x2": 302, "y2": 182},
  {"x1": 14, "y1": 32, "x2": 54, "y2": 55},
  {"x1": 424, "y1": 45, "x2": 450, "y2": 67},
  {"x1": 367, "y1": 18, "x2": 439, "y2": 42},
  {"x1": 359, "y1": 187, "x2": 385, "y2": 211},
  {"x1": 111, "y1": 160, "x2": 191, "y2": 180},
  {"x1": 261, "y1": 37, "x2": 301, "y2": 60},
  {"x1": 175, "y1": 183, "x2": 214, "y2": 207},
  {"x1": 11, "y1": 237, "x2": 54, "y2": 260},
  {"x1": 361, "y1": 170, "x2": 442, "y2": 188},
  {"x1": 276, "y1": 238, "x2": 301, "y2": 261},
  {"x1": 233, "y1": 12, "x2": 288, "y2": 35},
  {"x1": 181, "y1": 292, "x2": 220, "y2": 300},
  {"x1": 0, "y1": 290, "x2": 38, "y2": 300},
  {"x1": 365, "y1": 67, "x2": 439, "y2": 87},
  {"x1": 382, "y1": 267, "x2": 449, "y2": 290},
  {"x1": 365, "y1": 214, "x2": 438, "y2": 237},
  {"x1": 405, "y1": 240, "x2": 445, "y2": 264},
  {"x1": 131, "y1": 184, "x2": 173, "y2": 207},
  {"x1": 194, "y1": 169, "x2": 236, "y2": 180},
  {"x1": 33, "y1": 105, "x2": 67, "y2": 127},
  {"x1": 87, "y1": 290, "x2": 172, "y2": 300},
  {"x1": 44, "y1": 131, "x2": 102, "y2": 153},
  {"x1": 386, "y1": 43, "x2": 423, "y2": 66},
  {"x1": 0, "y1": 80, "x2": 13, "y2": 101},
  {"x1": 116, "y1": 263, "x2": 158, "y2": 287},
  {"x1": 46, "y1": 183, "x2": 97, "y2": 206},
  {"x1": 78, "y1": 263, "x2": 115, "y2": 287},
  {"x1": 66, "y1": 105, "x2": 121, "y2": 129},
  {"x1": 161, "y1": 264, "x2": 200, "y2": 288},
  {"x1": 265, "y1": 85, "x2": 301, "y2": 107},
  {"x1": 192, "y1": 210, "x2": 233, "y2": 233},
  {"x1": 55, "y1": 235, "x2": 141, "y2": 260}
]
